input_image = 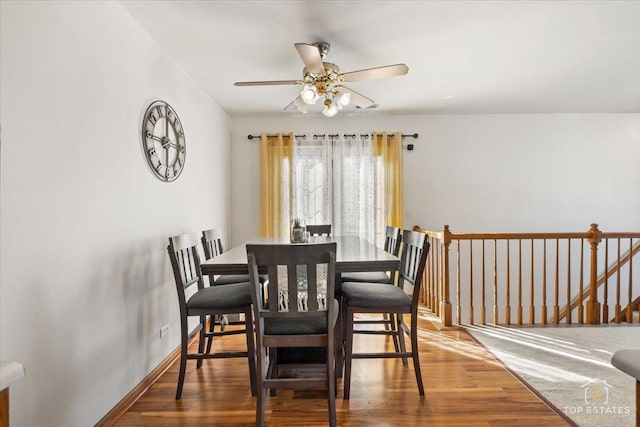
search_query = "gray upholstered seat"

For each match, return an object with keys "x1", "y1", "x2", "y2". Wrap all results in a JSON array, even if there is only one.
[
  {"x1": 187, "y1": 282, "x2": 252, "y2": 311},
  {"x1": 264, "y1": 300, "x2": 339, "y2": 335},
  {"x1": 611, "y1": 349, "x2": 640, "y2": 427},
  {"x1": 340, "y1": 271, "x2": 390, "y2": 284},
  {"x1": 612, "y1": 350, "x2": 640, "y2": 380},
  {"x1": 341, "y1": 282, "x2": 411, "y2": 308},
  {"x1": 214, "y1": 273, "x2": 267, "y2": 286}
]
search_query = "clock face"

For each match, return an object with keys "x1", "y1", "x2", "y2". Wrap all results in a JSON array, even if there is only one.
[{"x1": 141, "y1": 100, "x2": 186, "y2": 182}]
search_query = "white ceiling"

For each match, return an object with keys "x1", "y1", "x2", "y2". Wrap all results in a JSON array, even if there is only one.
[{"x1": 121, "y1": 0, "x2": 640, "y2": 117}]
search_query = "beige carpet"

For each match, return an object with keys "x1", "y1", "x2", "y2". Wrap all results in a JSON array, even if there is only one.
[{"x1": 466, "y1": 323, "x2": 639, "y2": 427}]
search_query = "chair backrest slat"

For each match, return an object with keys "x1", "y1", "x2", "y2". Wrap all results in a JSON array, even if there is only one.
[
  {"x1": 201, "y1": 228, "x2": 225, "y2": 260},
  {"x1": 397, "y1": 230, "x2": 430, "y2": 305},
  {"x1": 246, "y1": 243, "x2": 336, "y2": 319},
  {"x1": 168, "y1": 233, "x2": 205, "y2": 300},
  {"x1": 383, "y1": 225, "x2": 402, "y2": 256},
  {"x1": 287, "y1": 263, "x2": 298, "y2": 313},
  {"x1": 307, "y1": 263, "x2": 318, "y2": 311},
  {"x1": 306, "y1": 224, "x2": 332, "y2": 237}
]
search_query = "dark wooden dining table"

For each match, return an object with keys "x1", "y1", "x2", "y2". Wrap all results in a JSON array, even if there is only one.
[
  {"x1": 199, "y1": 235, "x2": 399, "y2": 276},
  {"x1": 199, "y1": 235, "x2": 400, "y2": 374}
]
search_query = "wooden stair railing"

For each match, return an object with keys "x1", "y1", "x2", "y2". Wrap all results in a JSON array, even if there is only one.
[
  {"x1": 619, "y1": 296, "x2": 640, "y2": 323},
  {"x1": 557, "y1": 240, "x2": 640, "y2": 323},
  {"x1": 413, "y1": 224, "x2": 640, "y2": 327}
]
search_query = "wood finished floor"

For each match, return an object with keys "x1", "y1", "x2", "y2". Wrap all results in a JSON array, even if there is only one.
[{"x1": 114, "y1": 310, "x2": 570, "y2": 426}]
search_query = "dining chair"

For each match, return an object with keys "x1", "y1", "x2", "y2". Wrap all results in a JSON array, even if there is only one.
[
  {"x1": 201, "y1": 228, "x2": 268, "y2": 286},
  {"x1": 168, "y1": 232, "x2": 257, "y2": 399},
  {"x1": 306, "y1": 224, "x2": 332, "y2": 236},
  {"x1": 340, "y1": 229, "x2": 430, "y2": 399},
  {"x1": 340, "y1": 226, "x2": 402, "y2": 335},
  {"x1": 246, "y1": 242, "x2": 338, "y2": 427},
  {"x1": 341, "y1": 225, "x2": 401, "y2": 284}
]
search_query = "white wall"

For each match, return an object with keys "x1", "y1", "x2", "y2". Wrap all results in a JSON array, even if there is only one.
[
  {"x1": 0, "y1": 2, "x2": 230, "y2": 425},
  {"x1": 230, "y1": 113, "x2": 640, "y2": 245}
]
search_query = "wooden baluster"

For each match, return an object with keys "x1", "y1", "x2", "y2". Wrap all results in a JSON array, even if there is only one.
[
  {"x1": 542, "y1": 239, "x2": 547, "y2": 325},
  {"x1": 506, "y1": 240, "x2": 511, "y2": 325},
  {"x1": 493, "y1": 239, "x2": 498, "y2": 324},
  {"x1": 518, "y1": 239, "x2": 523, "y2": 325},
  {"x1": 432, "y1": 237, "x2": 437, "y2": 309},
  {"x1": 567, "y1": 239, "x2": 572, "y2": 325},
  {"x1": 627, "y1": 238, "x2": 633, "y2": 324},
  {"x1": 578, "y1": 238, "x2": 584, "y2": 324},
  {"x1": 469, "y1": 240, "x2": 474, "y2": 325},
  {"x1": 456, "y1": 240, "x2": 461, "y2": 324},
  {"x1": 586, "y1": 223, "x2": 602, "y2": 324},
  {"x1": 481, "y1": 240, "x2": 486, "y2": 325},
  {"x1": 553, "y1": 238, "x2": 560, "y2": 324},
  {"x1": 615, "y1": 238, "x2": 621, "y2": 323},
  {"x1": 440, "y1": 225, "x2": 452, "y2": 326},
  {"x1": 530, "y1": 239, "x2": 535, "y2": 324},
  {"x1": 435, "y1": 239, "x2": 440, "y2": 316},
  {"x1": 603, "y1": 239, "x2": 609, "y2": 323}
]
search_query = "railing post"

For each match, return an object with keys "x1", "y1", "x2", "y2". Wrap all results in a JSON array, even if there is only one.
[
  {"x1": 587, "y1": 223, "x2": 602, "y2": 324},
  {"x1": 440, "y1": 225, "x2": 453, "y2": 326}
]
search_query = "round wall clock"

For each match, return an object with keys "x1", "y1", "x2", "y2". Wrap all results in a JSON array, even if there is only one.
[{"x1": 141, "y1": 100, "x2": 186, "y2": 182}]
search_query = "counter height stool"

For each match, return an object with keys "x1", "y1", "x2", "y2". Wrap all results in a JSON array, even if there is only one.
[
  {"x1": 247, "y1": 242, "x2": 338, "y2": 427},
  {"x1": 611, "y1": 350, "x2": 640, "y2": 427},
  {"x1": 341, "y1": 229, "x2": 430, "y2": 399},
  {"x1": 168, "y1": 232, "x2": 257, "y2": 399}
]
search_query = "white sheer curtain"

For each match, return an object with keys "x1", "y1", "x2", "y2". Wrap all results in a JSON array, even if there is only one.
[
  {"x1": 290, "y1": 134, "x2": 332, "y2": 226},
  {"x1": 288, "y1": 133, "x2": 381, "y2": 245},
  {"x1": 332, "y1": 134, "x2": 377, "y2": 244}
]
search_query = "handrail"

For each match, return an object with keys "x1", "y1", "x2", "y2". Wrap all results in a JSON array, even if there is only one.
[
  {"x1": 413, "y1": 224, "x2": 640, "y2": 327},
  {"x1": 557, "y1": 241, "x2": 640, "y2": 322}
]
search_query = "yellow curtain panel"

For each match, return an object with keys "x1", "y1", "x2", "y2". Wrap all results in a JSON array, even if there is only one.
[
  {"x1": 259, "y1": 132, "x2": 293, "y2": 237},
  {"x1": 372, "y1": 131, "x2": 403, "y2": 229}
]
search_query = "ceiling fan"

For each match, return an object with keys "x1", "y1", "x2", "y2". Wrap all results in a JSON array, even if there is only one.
[{"x1": 234, "y1": 42, "x2": 409, "y2": 117}]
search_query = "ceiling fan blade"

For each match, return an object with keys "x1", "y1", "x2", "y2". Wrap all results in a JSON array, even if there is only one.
[
  {"x1": 336, "y1": 85, "x2": 375, "y2": 109},
  {"x1": 295, "y1": 43, "x2": 325, "y2": 74},
  {"x1": 234, "y1": 80, "x2": 301, "y2": 86},
  {"x1": 283, "y1": 95, "x2": 309, "y2": 113},
  {"x1": 340, "y1": 64, "x2": 409, "y2": 82},
  {"x1": 284, "y1": 96, "x2": 300, "y2": 111}
]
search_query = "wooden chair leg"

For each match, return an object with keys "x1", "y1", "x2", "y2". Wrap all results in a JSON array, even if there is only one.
[
  {"x1": 176, "y1": 319, "x2": 189, "y2": 399},
  {"x1": 268, "y1": 348, "x2": 277, "y2": 397},
  {"x1": 196, "y1": 316, "x2": 206, "y2": 369},
  {"x1": 256, "y1": 382, "x2": 267, "y2": 427},
  {"x1": 397, "y1": 313, "x2": 408, "y2": 366},
  {"x1": 327, "y1": 324, "x2": 337, "y2": 427},
  {"x1": 244, "y1": 309, "x2": 257, "y2": 396},
  {"x1": 389, "y1": 313, "x2": 400, "y2": 353},
  {"x1": 255, "y1": 343, "x2": 267, "y2": 427},
  {"x1": 335, "y1": 296, "x2": 344, "y2": 379},
  {"x1": 411, "y1": 313, "x2": 425, "y2": 396},
  {"x1": 383, "y1": 312, "x2": 391, "y2": 331},
  {"x1": 205, "y1": 315, "x2": 215, "y2": 354},
  {"x1": 343, "y1": 307, "x2": 355, "y2": 400}
]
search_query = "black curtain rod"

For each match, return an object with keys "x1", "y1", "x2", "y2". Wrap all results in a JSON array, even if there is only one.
[{"x1": 247, "y1": 133, "x2": 419, "y2": 140}]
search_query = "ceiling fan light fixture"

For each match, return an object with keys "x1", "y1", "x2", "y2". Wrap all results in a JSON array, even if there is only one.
[
  {"x1": 300, "y1": 84, "x2": 319, "y2": 105},
  {"x1": 337, "y1": 91, "x2": 351, "y2": 107},
  {"x1": 322, "y1": 99, "x2": 338, "y2": 117},
  {"x1": 293, "y1": 97, "x2": 308, "y2": 114}
]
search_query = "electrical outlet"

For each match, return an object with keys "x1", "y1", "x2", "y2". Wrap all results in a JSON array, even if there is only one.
[{"x1": 160, "y1": 324, "x2": 169, "y2": 339}]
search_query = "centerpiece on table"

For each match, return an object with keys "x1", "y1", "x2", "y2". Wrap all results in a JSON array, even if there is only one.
[{"x1": 290, "y1": 217, "x2": 306, "y2": 243}]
